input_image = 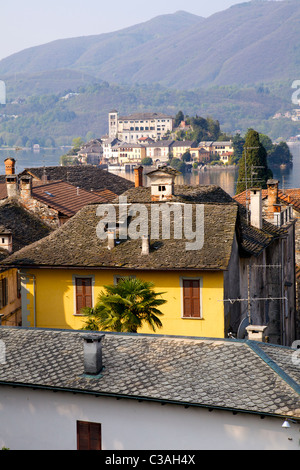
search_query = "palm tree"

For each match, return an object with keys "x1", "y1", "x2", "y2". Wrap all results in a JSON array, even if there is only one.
[{"x1": 81, "y1": 277, "x2": 166, "y2": 333}]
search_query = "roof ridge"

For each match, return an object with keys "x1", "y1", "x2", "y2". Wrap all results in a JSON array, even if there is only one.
[{"x1": 246, "y1": 341, "x2": 300, "y2": 396}]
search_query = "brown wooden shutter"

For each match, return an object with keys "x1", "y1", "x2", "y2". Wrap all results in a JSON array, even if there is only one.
[
  {"x1": 77, "y1": 421, "x2": 101, "y2": 450},
  {"x1": 83, "y1": 278, "x2": 92, "y2": 309},
  {"x1": 75, "y1": 278, "x2": 92, "y2": 314},
  {"x1": 183, "y1": 279, "x2": 200, "y2": 318}
]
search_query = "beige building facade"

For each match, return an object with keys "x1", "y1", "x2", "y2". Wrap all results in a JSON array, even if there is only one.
[{"x1": 109, "y1": 111, "x2": 173, "y2": 143}]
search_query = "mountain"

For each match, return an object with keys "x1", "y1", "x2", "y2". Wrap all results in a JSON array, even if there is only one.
[
  {"x1": 0, "y1": 2, "x2": 299, "y2": 89},
  {"x1": 0, "y1": 11, "x2": 202, "y2": 79}
]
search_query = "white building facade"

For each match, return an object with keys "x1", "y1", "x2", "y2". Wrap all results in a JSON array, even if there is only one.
[
  {"x1": 109, "y1": 111, "x2": 173, "y2": 143},
  {"x1": 0, "y1": 385, "x2": 299, "y2": 450}
]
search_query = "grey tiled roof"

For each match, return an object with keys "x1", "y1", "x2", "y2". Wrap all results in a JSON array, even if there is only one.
[
  {"x1": 0, "y1": 185, "x2": 284, "y2": 269},
  {"x1": 118, "y1": 112, "x2": 173, "y2": 121},
  {"x1": 0, "y1": 198, "x2": 239, "y2": 270},
  {"x1": 20, "y1": 165, "x2": 134, "y2": 195},
  {"x1": 0, "y1": 199, "x2": 52, "y2": 255},
  {"x1": 0, "y1": 327, "x2": 299, "y2": 419}
]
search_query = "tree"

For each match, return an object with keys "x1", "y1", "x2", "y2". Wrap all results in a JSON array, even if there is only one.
[
  {"x1": 169, "y1": 157, "x2": 187, "y2": 173},
  {"x1": 259, "y1": 133, "x2": 274, "y2": 154},
  {"x1": 236, "y1": 129, "x2": 272, "y2": 194},
  {"x1": 268, "y1": 141, "x2": 293, "y2": 166},
  {"x1": 231, "y1": 133, "x2": 245, "y2": 164},
  {"x1": 81, "y1": 278, "x2": 166, "y2": 333},
  {"x1": 72, "y1": 137, "x2": 85, "y2": 149},
  {"x1": 181, "y1": 151, "x2": 192, "y2": 162},
  {"x1": 174, "y1": 110, "x2": 184, "y2": 128},
  {"x1": 141, "y1": 156, "x2": 153, "y2": 166}
]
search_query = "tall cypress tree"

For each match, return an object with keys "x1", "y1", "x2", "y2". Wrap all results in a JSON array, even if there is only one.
[{"x1": 235, "y1": 129, "x2": 272, "y2": 195}]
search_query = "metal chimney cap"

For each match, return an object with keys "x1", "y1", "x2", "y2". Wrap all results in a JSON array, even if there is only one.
[{"x1": 82, "y1": 333, "x2": 105, "y2": 343}]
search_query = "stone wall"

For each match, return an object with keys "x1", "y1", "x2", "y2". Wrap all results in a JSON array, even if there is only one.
[{"x1": 19, "y1": 196, "x2": 60, "y2": 228}]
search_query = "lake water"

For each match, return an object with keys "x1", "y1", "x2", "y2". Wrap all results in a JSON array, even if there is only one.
[{"x1": 0, "y1": 143, "x2": 299, "y2": 197}]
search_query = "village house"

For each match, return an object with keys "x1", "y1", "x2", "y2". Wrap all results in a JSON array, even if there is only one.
[
  {"x1": 190, "y1": 146, "x2": 211, "y2": 163},
  {"x1": 170, "y1": 140, "x2": 197, "y2": 159},
  {"x1": 145, "y1": 140, "x2": 174, "y2": 163},
  {"x1": 117, "y1": 142, "x2": 146, "y2": 165},
  {"x1": 0, "y1": 198, "x2": 52, "y2": 326},
  {"x1": 0, "y1": 159, "x2": 121, "y2": 228},
  {"x1": 101, "y1": 136, "x2": 121, "y2": 162},
  {"x1": 0, "y1": 326, "x2": 299, "y2": 450},
  {"x1": 76, "y1": 139, "x2": 103, "y2": 165},
  {"x1": 1, "y1": 167, "x2": 296, "y2": 346},
  {"x1": 199, "y1": 141, "x2": 233, "y2": 158},
  {"x1": 108, "y1": 110, "x2": 173, "y2": 143},
  {"x1": 17, "y1": 162, "x2": 134, "y2": 195},
  {"x1": 234, "y1": 181, "x2": 300, "y2": 339},
  {"x1": 0, "y1": 158, "x2": 135, "y2": 325}
]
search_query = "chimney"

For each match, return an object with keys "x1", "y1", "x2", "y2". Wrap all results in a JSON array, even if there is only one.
[
  {"x1": 0, "y1": 229, "x2": 13, "y2": 253},
  {"x1": 134, "y1": 165, "x2": 143, "y2": 187},
  {"x1": 250, "y1": 188, "x2": 262, "y2": 229},
  {"x1": 107, "y1": 230, "x2": 115, "y2": 250},
  {"x1": 246, "y1": 325, "x2": 267, "y2": 342},
  {"x1": 6, "y1": 175, "x2": 18, "y2": 198},
  {"x1": 267, "y1": 179, "x2": 279, "y2": 214},
  {"x1": 82, "y1": 333, "x2": 105, "y2": 375},
  {"x1": 4, "y1": 158, "x2": 15, "y2": 175},
  {"x1": 148, "y1": 168, "x2": 177, "y2": 201},
  {"x1": 141, "y1": 235, "x2": 149, "y2": 255},
  {"x1": 19, "y1": 175, "x2": 32, "y2": 200}
]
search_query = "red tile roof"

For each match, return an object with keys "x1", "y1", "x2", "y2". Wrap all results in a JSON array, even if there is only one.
[
  {"x1": 31, "y1": 180, "x2": 113, "y2": 217},
  {"x1": 234, "y1": 188, "x2": 300, "y2": 212}
]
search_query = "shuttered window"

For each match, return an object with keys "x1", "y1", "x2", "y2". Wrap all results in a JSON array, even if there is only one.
[
  {"x1": 77, "y1": 421, "x2": 101, "y2": 450},
  {"x1": 75, "y1": 278, "x2": 92, "y2": 314},
  {"x1": 182, "y1": 279, "x2": 201, "y2": 318}
]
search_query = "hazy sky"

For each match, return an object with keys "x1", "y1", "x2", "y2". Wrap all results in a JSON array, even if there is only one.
[{"x1": 0, "y1": 0, "x2": 245, "y2": 61}]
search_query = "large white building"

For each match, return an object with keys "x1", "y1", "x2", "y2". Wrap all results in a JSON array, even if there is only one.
[{"x1": 108, "y1": 110, "x2": 173, "y2": 143}]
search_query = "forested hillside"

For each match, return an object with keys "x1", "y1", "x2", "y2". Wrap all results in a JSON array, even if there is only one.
[
  {"x1": 0, "y1": 2, "x2": 299, "y2": 89},
  {"x1": 0, "y1": 2, "x2": 299, "y2": 146}
]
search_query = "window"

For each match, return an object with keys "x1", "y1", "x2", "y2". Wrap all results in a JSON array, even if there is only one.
[
  {"x1": 77, "y1": 421, "x2": 101, "y2": 450},
  {"x1": 158, "y1": 185, "x2": 166, "y2": 192},
  {"x1": 75, "y1": 277, "x2": 93, "y2": 314},
  {"x1": 0, "y1": 277, "x2": 8, "y2": 309},
  {"x1": 181, "y1": 279, "x2": 201, "y2": 318}
]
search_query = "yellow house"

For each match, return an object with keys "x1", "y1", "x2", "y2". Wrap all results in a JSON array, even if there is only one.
[
  {"x1": 170, "y1": 141, "x2": 197, "y2": 159},
  {"x1": 117, "y1": 143, "x2": 146, "y2": 164},
  {"x1": 1, "y1": 168, "x2": 296, "y2": 344}
]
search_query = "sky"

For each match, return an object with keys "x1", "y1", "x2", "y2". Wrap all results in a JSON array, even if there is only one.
[{"x1": 0, "y1": 0, "x2": 245, "y2": 61}]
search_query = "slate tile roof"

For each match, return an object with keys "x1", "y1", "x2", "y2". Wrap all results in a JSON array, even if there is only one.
[
  {"x1": 118, "y1": 112, "x2": 172, "y2": 120},
  {"x1": 0, "y1": 327, "x2": 299, "y2": 419},
  {"x1": 0, "y1": 199, "x2": 52, "y2": 257},
  {"x1": 19, "y1": 165, "x2": 134, "y2": 195},
  {"x1": 0, "y1": 184, "x2": 285, "y2": 270},
  {"x1": 0, "y1": 200, "x2": 238, "y2": 270}
]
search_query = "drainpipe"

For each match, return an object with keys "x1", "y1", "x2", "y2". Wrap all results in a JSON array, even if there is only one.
[{"x1": 19, "y1": 271, "x2": 36, "y2": 327}]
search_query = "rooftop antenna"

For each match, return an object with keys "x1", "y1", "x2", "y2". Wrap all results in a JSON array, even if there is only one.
[
  {"x1": 14, "y1": 146, "x2": 22, "y2": 175},
  {"x1": 220, "y1": 264, "x2": 288, "y2": 339},
  {"x1": 243, "y1": 147, "x2": 260, "y2": 224}
]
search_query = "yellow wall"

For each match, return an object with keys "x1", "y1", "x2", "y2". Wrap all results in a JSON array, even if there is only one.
[{"x1": 22, "y1": 268, "x2": 225, "y2": 338}]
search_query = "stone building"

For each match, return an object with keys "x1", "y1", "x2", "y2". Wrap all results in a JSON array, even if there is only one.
[
  {"x1": 108, "y1": 110, "x2": 173, "y2": 143},
  {"x1": 2, "y1": 167, "x2": 297, "y2": 346}
]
